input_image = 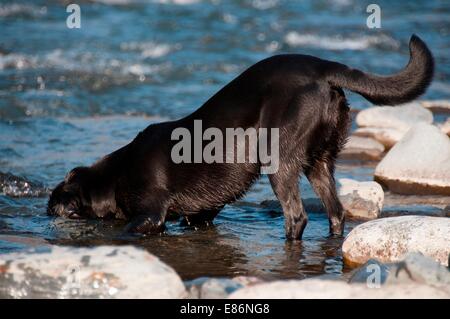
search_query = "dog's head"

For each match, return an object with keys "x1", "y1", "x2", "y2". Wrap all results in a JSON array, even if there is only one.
[{"x1": 47, "y1": 167, "x2": 92, "y2": 219}]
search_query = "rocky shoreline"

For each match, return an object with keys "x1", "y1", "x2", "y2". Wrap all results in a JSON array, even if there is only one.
[
  {"x1": 343, "y1": 100, "x2": 450, "y2": 196},
  {"x1": 1, "y1": 245, "x2": 449, "y2": 299}
]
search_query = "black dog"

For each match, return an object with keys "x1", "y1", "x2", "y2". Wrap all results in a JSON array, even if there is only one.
[{"x1": 48, "y1": 35, "x2": 433, "y2": 240}]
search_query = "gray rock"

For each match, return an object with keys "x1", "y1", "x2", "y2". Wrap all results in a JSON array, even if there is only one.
[
  {"x1": 374, "y1": 123, "x2": 450, "y2": 195},
  {"x1": 347, "y1": 253, "x2": 450, "y2": 296},
  {"x1": 342, "y1": 216, "x2": 450, "y2": 267},
  {"x1": 338, "y1": 178, "x2": 384, "y2": 219},
  {"x1": 386, "y1": 252, "x2": 450, "y2": 293},
  {"x1": 0, "y1": 245, "x2": 186, "y2": 299}
]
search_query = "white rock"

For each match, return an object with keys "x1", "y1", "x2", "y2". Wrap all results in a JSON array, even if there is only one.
[
  {"x1": 338, "y1": 178, "x2": 384, "y2": 219},
  {"x1": 374, "y1": 123, "x2": 450, "y2": 195},
  {"x1": 342, "y1": 216, "x2": 450, "y2": 267},
  {"x1": 228, "y1": 278, "x2": 449, "y2": 299},
  {"x1": 356, "y1": 102, "x2": 433, "y2": 132},
  {"x1": 0, "y1": 246, "x2": 186, "y2": 299},
  {"x1": 420, "y1": 100, "x2": 450, "y2": 113},
  {"x1": 353, "y1": 127, "x2": 404, "y2": 149},
  {"x1": 340, "y1": 136, "x2": 385, "y2": 160}
]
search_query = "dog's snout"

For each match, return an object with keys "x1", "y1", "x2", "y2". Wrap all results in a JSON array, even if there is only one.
[
  {"x1": 56, "y1": 204, "x2": 64, "y2": 216},
  {"x1": 47, "y1": 203, "x2": 66, "y2": 217},
  {"x1": 66, "y1": 208, "x2": 81, "y2": 219}
]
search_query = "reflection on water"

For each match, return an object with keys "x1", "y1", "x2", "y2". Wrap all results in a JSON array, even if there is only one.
[{"x1": 18, "y1": 198, "x2": 360, "y2": 280}]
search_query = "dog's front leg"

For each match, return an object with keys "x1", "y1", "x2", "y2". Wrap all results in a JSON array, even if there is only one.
[
  {"x1": 126, "y1": 212, "x2": 166, "y2": 234},
  {"x1": 125, "y1": 198, "x2": 168, "y2": 234}
]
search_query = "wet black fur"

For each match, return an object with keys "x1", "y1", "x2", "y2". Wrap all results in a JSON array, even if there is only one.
[{"x1": 48, "y1": 35, "x2": 434, "y2": 239}]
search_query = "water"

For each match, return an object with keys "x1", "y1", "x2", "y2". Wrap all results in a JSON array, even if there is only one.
[{"x1": 0, "y1": 0, "x2": 449, "y2": 280}]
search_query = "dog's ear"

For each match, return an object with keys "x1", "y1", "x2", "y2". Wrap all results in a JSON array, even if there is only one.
[
  {"x1": 88, "y1": 184, "x2": 116, "y2": 218},
  {"x1": 65, "y1": 166, "x2": 90, "y2": 183}
]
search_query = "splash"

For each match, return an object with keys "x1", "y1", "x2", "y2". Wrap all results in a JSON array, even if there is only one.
[
  {"x1": 0, "y1": 3, "x2": 47, "y2": 18},
  {"x1": 285, "y1": 33, "x2": 400, "y2": 51},
  {"x1": 120, "y1": 42, "x2": 178, "y2": 58},
  {"x1": 0, "y1": 172, "x2": 49, "y2": 198}
]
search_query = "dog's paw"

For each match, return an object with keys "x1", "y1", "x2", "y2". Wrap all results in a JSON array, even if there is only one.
[
  {"x1": 125, "y1": 215, "x2": 165, "y2": 234},
  {"x1": 329, "y1": 215, "x2": 345, "y2": 236},
  {"x1": 329, "y1": 223, "x2": 344, "y2": 236}
]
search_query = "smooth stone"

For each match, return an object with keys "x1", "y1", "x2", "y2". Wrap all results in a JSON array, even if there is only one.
[
  {"x1": 374, "y1": 123, "x2": 450, "y2": 195},
  {"x1": 420, "y1": 100, "x2": 450, "y2": 113},
  {"x1": 342, "y1": 216, "x2": 450, "y2": 267},
  {"x1": 356, "y1": 102, "x2": 433, "y2": 132},
  {"x1": 228, "y1": 278, "x2": 449, "y2": 299},
  {"x1": 348, "y1": 253, "x2": 450, "y2": 295},
  {"x1": 338, "y1": 178, "x2": 384, "y2": 219},
  {"x1": 353, "y1": 127, "x2": 404, "y2": 149},
  {"x1": 0, "y1": 246, "x2": 186, "y2": 299},
  {"x1": 386, "y1": 253, "x2": 450, "y2": 294},
  {"x1": 340, "y1": 136, "x2": 385, "y2": 161}
]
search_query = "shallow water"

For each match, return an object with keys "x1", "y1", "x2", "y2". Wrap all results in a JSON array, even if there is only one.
[{"x1": 0, "y1": 0, "x2": 449, "y2": 280}]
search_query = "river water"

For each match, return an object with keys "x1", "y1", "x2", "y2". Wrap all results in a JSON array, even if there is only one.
[{"x1": 0, "y1": 0, "x2": 449, "y2": 280}]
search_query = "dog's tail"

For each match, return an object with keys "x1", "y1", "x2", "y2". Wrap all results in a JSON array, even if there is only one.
[{"x1": 326, "y1": 35, "x2": 434, "y2": 105}]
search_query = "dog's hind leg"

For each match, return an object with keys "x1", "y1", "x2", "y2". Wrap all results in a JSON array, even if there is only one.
[
  {"x1": 269, "y1": 171, "x2": 307, "y2": 240},
  {"x1": 306, "y1": 159, "x2": 344, "y2": 236}
]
